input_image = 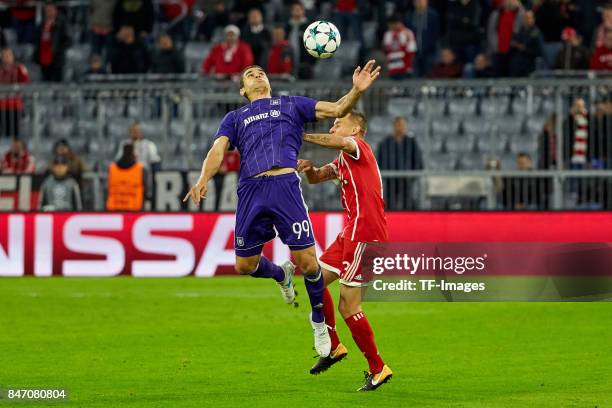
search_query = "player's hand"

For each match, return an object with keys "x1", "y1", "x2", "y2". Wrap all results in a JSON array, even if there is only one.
[
  {"x1": 352, "y1": 59, "x2": 381, "y2": 93},
  {"x1": 183, "y1": 181, "x2": 207, "y2": 205},
  {"x1": 297, "y1": 159, "x2": 314, "y2": 172}
]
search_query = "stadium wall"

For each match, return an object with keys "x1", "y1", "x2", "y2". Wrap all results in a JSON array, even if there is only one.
[{"x1": 1, "y1": 212, "x2": 612, "y2": 277}]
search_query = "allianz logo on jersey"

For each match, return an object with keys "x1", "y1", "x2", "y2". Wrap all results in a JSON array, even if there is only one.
[{"x1": 243, "y1": 110, "x2": 281, "y2": 127}]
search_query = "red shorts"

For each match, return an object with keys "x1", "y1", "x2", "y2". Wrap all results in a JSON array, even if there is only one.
[{"x1": 319, "y1": 234, "x2": 367, "y2": 287}]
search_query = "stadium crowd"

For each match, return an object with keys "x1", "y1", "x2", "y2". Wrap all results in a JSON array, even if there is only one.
[
  {"x1": 0, "y1": 0, "x2": 610, "y2": 211},
  {"x1": 0, "y1": 0, "x2": 609, "y2": 81}
]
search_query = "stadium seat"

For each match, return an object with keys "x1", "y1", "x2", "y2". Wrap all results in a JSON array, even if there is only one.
[
  {"x1": 431, "y1": 118, "x2": 460, "y2": 136},
  {"x1": 496, "y1": 116, "x2": 525, "y2": 135},
  {"x1": 65, "y1": 45, "x2": 91, "y2": 81},
  {"x1": 429, "y1": 134, "x2": 445, "y2": 152},
  {"x1": 476, "y1": 135, "x2": 509, "y2": 153},
  {"x1": 525, "y1": 116, "x2": 548, "y2": 135},
  {"x1": 479, "y1": 97, "x2": 510, "y2": 116},
  {"x1": 185, "y1": 42, "x2": 212, "y2": 73},
  {"x1": 368, "y1": 115, "x2": 393, "y2": 135},
  {"x1": 423, "y1": 99, "x2": 448, "y2": 117},
  {"x1": 463, "y1": 120, "x2": 492, "y2": 137},
  {"x1": 13, "y1": 44, "x2": 34, "y2": 62},
  {"x1": 24, "y1": 63, "x2": 42, "y2": 82},
  {"x1": 448, "y1": 98, "x2": 478, "y2": 116},
  {"x1": 446, "y1": 135, "x2": 475, "y2": 153},
  {"x1": 500, "y1": 153, "x2": 518, "y2": 170},
  {"x1": 313, "y1": 59, "x2": 342, "y2": 80},
  {"x1": 408, "y1": 119, "x2": 428, "y2": 136},
  {"x1": 426, "y1": 152, "x2": 457, "y2": 171},
  {"x1": 76, "y1": 120, "x2": 100, "y2": 138},
  {"x1": 509, "y1": 135, "x2": 538, "y2": 153},
  {"x1": 107, "y1": 118, "x2": 132, "y2": 139},
  {"x1": 48, "y1": 120, "x2": 75, "y2": 139},
  {"x1": 139, "y1": 120, "x2": 165, "y2": 141},
  {"x1": 387, "y1": 98, "x2": 417, "y2": 117},
  {"x1": 457, "y1": 152, "x2": 484, "y2": 170},
  {"x1": 198, "y1": 119, "x2": 222, "y2": 139},
  {"x1": 539, "y1": 98, "x2": 555, "y2": 115}
]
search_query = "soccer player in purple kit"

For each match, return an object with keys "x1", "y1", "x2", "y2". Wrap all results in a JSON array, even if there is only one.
[{"x1": 184, "y1": 61, "x2": 381, "y2": 356}]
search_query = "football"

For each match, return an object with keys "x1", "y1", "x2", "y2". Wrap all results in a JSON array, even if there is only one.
[{"x1": 303, "y1": 20, "x2": 342, "y2": 59}]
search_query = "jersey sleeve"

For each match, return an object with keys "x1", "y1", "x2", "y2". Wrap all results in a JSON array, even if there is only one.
[
  {"x1": 214, "y1": 111, "x2": 237, "y2": 146},
  {"x1": 329, "y1": 159, "x2": 340, "y2": 177},
  {"x1": 291, "y1": 96, "x2": 317, "y2": 124},
  {"x1": 344, "y1": 137, "x2": 361, "y2": 161}
]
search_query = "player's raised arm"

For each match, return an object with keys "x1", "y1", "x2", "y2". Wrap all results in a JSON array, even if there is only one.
[
  {"x1": 297, "y1": 159, "x2": 338, "y2": 184},
  {"x1": 303, "y1": 132, "x2": 357, "y2": 155},
  {"x1": 183, "y1": 136, "x2": 230, "y2": 204},
  {"x1": 314, "y1": 59, "x2": 381, "y2": 120}
]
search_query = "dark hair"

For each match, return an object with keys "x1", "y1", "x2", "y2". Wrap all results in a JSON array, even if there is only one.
[
  {"x1": 517, "y1": 152, "x2": 531, "y2": 160},
  {"x1": 349, "y1": 110, "x2": 368, "y2": 133},
  {"x1": 239, "y1": 65, "x2": 265, "y2": 89},
  {"x1": 388, "y1": 13, "x2": 403, "y2": 24}
]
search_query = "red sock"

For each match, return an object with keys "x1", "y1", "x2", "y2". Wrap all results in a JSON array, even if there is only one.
[
  {"x1": 322, "y1": 288, "x2": 341, "y2": 350},
  {"x1": 344, "y1": 312, "x2": 384, "y2": 374}
]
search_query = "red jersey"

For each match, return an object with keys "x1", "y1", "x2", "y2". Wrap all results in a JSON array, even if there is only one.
[
  {"x1": 331, "y1": 138, "x2": 388, "y2": 242},
  {"x1": 383, "y1": 26, "x2": 417, "y2": 76}
]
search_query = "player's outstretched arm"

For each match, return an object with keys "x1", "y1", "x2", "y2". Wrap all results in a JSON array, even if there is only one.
[
  {"x1": 314, "y1": 59, "x2": 381, "y2": 120},
  {"x1": 297, "y1": 159, "x2": 337, "y2": 184},
  {"x1": 183, "y1": 136, "x2": 230, "y2": 205},
  {"x1": 304, "y1": 133, "x2": 357, "y2": 155}
]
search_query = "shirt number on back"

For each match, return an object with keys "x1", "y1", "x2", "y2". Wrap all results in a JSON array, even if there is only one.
[{"x1": 292, "y1": 220, "x2": 311, "y2": 240}]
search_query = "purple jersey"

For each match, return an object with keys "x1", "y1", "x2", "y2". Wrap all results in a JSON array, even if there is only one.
[{"x1": 214, "y1": 95, "x2": 317, "y2": 180}]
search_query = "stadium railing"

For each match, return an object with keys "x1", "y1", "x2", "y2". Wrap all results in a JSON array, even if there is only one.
[{"x1": 0, "y1": 78, "x2": 610, "y2": 211}]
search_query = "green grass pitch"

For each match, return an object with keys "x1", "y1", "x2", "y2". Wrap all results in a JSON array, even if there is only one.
[{"x1": 0, "y1": 277, "x2": 611, "y2": 407}]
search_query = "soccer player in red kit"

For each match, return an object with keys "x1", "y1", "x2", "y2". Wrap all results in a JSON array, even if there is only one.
[{"x1": 297, "y1": 111, "x2": 392, "y2": 391}]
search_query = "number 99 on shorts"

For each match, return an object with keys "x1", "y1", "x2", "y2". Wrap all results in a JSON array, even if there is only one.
[{"x1": 292, "y1": 220, "x2": 312, "y2": 240}]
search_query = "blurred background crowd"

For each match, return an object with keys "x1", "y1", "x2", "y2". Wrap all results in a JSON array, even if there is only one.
[{"x1": 0, "y1": 0, "x2": 610, "y2": 212}]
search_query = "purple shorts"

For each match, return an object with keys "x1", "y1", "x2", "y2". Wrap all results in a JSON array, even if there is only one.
[{"x1": 235, "y1": 172, "x2": 315, "y2": 257}]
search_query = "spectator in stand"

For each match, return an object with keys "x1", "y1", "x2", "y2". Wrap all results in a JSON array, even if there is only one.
[
  {"x1": 151, "y1": 34, "x2": 185, "y2": 74},
  {"x1": 35, "y1": 1, "x2": 71, "y2": 82},
  {"x1": 333, "y1": 0, "x2": 364, "y2": 53},
  {"x1": 509, "y1": 10, "x2": 543, "y2": 77},
  {"x1": 590, "y1": 28, "x2": 612, "y2": 71},
  {"x1": 502, "y1": 152, "x2": 551, "y2": 210},
  {"x1": 116, "y1": 121, "x2": 161, "y2": 172},
  {"x1": 537, "y1": 113, "x2": 558, "y2": 169},
  {"x1": 567, "y1": 97, "x2": 589, "y2": 168},
  {"x1": 199, "y1": 0, "x2": 229, "y2": 42},
  {"x1": 39, "y1": 156, "x2": 82, "y2": 211},
  {"x1": 161, "y1": 0, "x2": 195, "y2": 44},
  {"x1": 593, "y1": 3, "x2": 612, "y2": 48},
  {"x1": 231, "y1": 0, "x2": 265, "y2": 28},
  {"x1": 0, "y1": 138, "x2": 35, "y2": 174},
  {"x1": 89, "y1": 0, "x2": 118, "y2": 59},
  {"x1": 554, "y1": 27, "x2": 590, "y2": 70},
  {"x1": 202, "y1": 24, "x2": 254, "y2": 81},
  {"x1": 83, "y1": 54, "x2": 107, "y2": 78},
  {"x1": 429, "y1": 47, "x2": 463, "y2": 78},
  {"x1": 383, "y1": 13, "x2": 417, "y2": 79},
  {"x1": 471, "y1": 52, "x2": 495, "y2": 77},
  {"x1": 406, "y1": 0, "x2": 440, "y2": 77},
  {"x1": 242, "y1": 8, "x2": 271, "y2": 68},
  {"x1": 50, "y1": 139, "x2": 87, "y2": 185},
  {"x1": 110, "y1": 25, "x2": 150, "y2": 74},
  {"x1": 377, "y1": 117, "x2": 423, "y2": 210},
  {"x1": 107, "y1": 143, "x2": 146, "y2": 211},
  {"x1": 0, "y1": 47, "x2": 29, "y2": 138},
  {"x1": 113, "y1": 0, "x2": 154, "y2": 37},
  {"x1": 10, "y1": 0, "x2": 36, "y2": 44},
  {"x1": 286, "y1": 2, "x2": 314, "y2": 79},
  {"x1": 534, "y1": 0, "x2": 572, "y2": 43},
  {"x1": 488, "y1": 0, "x2": 525, "y2": 76},
  {"x1": 446, "y1": 0, "x2": 481, "y2": 64},
  {"x1": 267, "y1": 26, "x2": 293, "y2": 77}
]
